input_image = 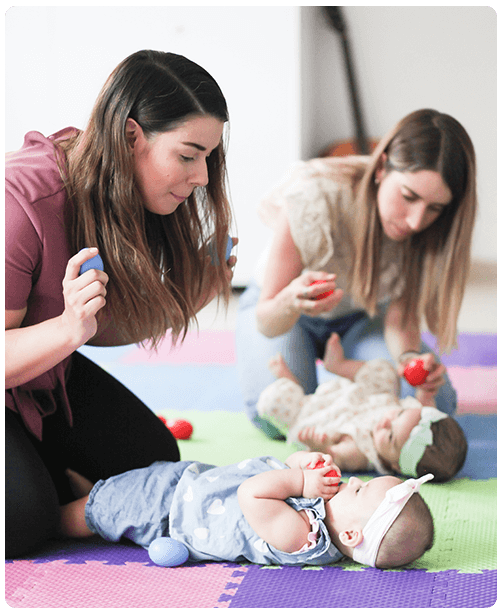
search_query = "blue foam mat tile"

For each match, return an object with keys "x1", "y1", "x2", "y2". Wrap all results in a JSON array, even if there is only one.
[
  {"x1": 76, "y1": 362, "x2": 244, "y2": 412},
  {"x1": 455, "y1": 415, "x2": 497, "y2": 480},
  {"x1": 456, "y1": 414, "x2": 497, "y2": 440}
]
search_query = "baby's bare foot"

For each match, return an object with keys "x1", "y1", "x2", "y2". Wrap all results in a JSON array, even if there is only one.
[
  {"x1": 268, "y1": 353, "x2": 299, "y2": 383},
  {"x1": 323, "y1": 333, "x2": 345, "y2": 373},
  {"x1": 323, "y1": 333, "x2": 364, "y2": 380}
]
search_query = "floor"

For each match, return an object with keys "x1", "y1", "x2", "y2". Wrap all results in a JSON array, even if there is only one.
[{"x1": 196, "y1": 260, "x2": 497, "y2": 335}]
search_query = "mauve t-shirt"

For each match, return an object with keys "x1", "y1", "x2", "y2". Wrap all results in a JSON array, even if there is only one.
[{"x1": 6, "y1": 128, "x2": 101, "y2": 439}]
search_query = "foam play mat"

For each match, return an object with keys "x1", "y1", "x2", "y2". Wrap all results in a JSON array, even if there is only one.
[{"x1": 5, "y1": 330, "x2": 497, "y2": 608}]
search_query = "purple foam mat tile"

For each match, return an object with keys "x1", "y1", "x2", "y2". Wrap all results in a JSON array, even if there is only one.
[
  {"x1": 6, "y1": 537, "x2": 152, "y2": 566},
  {"x1": 227, "y1": 566, "x2": 497, "y2": 609},
  {"x1": 422, "y1": 332, "x2": 497, "y2": 366},
  {"x1": 216, "y1": 567, "x2": 250, "y2": 608},
  {"x1": 428, "y1": 569, "x2": 497, "y2": 609}
]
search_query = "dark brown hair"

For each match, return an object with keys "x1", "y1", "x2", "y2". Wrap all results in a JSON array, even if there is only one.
[
  {"x1": 416, "y1": 417, "x2": 468, "y2": 482},
  {"x1": 376, "y1": 492, "x2": 434, "y2": 569},
  {"x1": 58, "y1": 50, "x2": 233, "y2": 349}
]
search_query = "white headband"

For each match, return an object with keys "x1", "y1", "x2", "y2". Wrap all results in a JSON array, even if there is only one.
[
  {"x1": 399, "y1": 406, "x2": 448, "y2": 476},
  {"x1": 352, "y1": 473, "x2": 434, "y2": 567}
]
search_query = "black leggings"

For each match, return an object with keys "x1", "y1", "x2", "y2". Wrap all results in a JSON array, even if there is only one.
[{"x1": 5, "y1": 352, "x2": 180, "y2": 558}]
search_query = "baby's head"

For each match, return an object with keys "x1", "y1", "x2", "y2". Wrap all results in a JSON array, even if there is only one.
[
  {"x1": 410, "y1": 414, "x2": 468, "y2": 482},
  {"x1": 327, "y1": 474, "x2": 434, "y2": 569},
  {"x1": 373, "y1": 406, "x2": 467, "y2": 482}
]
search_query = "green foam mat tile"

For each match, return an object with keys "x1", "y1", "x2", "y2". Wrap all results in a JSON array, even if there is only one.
[
  {"x1": 415, "y1": 478, "x2": 497, "y2": 573},
  {"x1": 157, "y1": 409, "x2": 297, "y2": 466}
]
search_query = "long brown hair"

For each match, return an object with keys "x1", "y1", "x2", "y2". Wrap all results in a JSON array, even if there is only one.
[
  {"x1": 350, "y1": 109, "x2": 477, "y2": 353},
  {"x1": 58, "y1": 50, "x2": 233, "y2": 349}
]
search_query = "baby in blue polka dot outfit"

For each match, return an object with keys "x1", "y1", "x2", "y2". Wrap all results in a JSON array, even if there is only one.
[{"x1": 60, "y1": 450, "x2": 434, "y2": 569}]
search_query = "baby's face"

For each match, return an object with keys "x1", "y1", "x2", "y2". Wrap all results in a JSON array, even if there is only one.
[
  {"x1": 328, "y1": 475, "x2": 402, "y2": 532},
  {"x1": 372, "y1": 405, "x2": 422, "y2": 469}
]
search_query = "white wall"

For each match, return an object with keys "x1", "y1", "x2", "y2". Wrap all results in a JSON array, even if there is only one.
[
  {"x1": 5, "y1": 6, "x2": 301, "y2": 287},
  {"x1": 5, "y1": 6, "x2": 496, "y2": 287},
  {"x1": 300, "y1": 6, "x2": 497, "y2": 264}
]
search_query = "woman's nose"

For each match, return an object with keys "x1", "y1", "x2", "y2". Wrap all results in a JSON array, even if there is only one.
[
  {"x1": 190, "y1": 160, "x2": 209, "y2": 187},
  {"x1": 406, "y1": 203, "x2": 427, "y2": 231}
]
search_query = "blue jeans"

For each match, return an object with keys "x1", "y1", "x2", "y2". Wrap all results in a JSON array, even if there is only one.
[{"x1": 235, "y1": 281, "x2": 457, "y2": 439}]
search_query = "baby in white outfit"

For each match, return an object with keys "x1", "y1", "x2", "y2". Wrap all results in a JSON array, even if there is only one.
[{"x1": 257, "y1": 333, "x2": 457, "y2": 477}]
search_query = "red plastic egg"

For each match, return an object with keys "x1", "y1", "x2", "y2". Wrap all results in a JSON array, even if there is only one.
[
  {"x1": 404, "y1": 358, "x2": 430, "y2": 386},
  {"x1": 312, "y1": 460, "x2": 340, "y2": 478},
  {"x1": 165, "y1": 419, "x2": 193, "y2": 440},
  {"x1": 309, "y1": 280, "x2": 334, "y2": 300}
]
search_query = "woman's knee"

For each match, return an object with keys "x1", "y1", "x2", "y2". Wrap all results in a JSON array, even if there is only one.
[
  {"x1": 5, "y1": 412, "x2": 61, "y2": 558},
  {"x1": 5, "y1": 477, "x2": 61, "y2": 559}
]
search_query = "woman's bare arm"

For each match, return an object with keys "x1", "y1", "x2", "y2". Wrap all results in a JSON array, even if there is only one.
[
  {"x1": 256, "y1": 210, "x2": 343, "y2": 338},
  {"x1": 5, "y1": 249, "x2": 108, "y2": 389}
]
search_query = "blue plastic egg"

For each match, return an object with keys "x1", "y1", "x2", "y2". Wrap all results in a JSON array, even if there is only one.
[
  {"x1": 209, "y1": 236, "x2": 233, "y2": 265},
  {"x1": 148, "y1": 537, "x2": 189, "y2": 567},
  {"x1": 225, "y1": 236, "x2": 234, "y2": 261},
  {"x1": 79, "y1": 249, "x2": 104, "y2": 275}
]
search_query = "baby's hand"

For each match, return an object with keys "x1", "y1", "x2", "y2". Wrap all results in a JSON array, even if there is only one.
[{"x1": 301, "y1": 453, "x2": 342, "y2": 501}]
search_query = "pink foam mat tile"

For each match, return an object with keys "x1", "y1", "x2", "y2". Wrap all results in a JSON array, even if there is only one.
[
  {"x1": 121, "y1": 330, "x2": 236, "y2": 365},
  {"x1": 5, "y1": 560, "x2": 248, "y2": 608},
  {"x1": 448, "y1": 366, "x2": 497, "y2": 414},
  {"x1": 5, "y1": 561, "x2": 47, "y2": 607}
]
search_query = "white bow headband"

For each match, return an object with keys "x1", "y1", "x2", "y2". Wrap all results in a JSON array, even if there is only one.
[{"x1": 352, "y1": 473, "x2": 434, "y2": 567}]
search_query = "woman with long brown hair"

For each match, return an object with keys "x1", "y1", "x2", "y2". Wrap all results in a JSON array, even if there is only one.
[
  {"x1": 236, "y1": 109, "x2": 476, "y2": 439},
  {"x1": 6, "y1": 50, "x2": 236, "y2": 557}
]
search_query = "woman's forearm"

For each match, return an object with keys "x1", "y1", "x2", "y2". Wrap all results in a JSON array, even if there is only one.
[
  {"x1": 5, "y1": 316, "x2": 82, "y2": 389},
  {"x1": 255, "y1": 288, "x2": 302, "y2": 338},
  {"x1": 255, "y1": 209, "x2": 305, "y2": 338},
  {"x1": 384, "y1": 299, "x2": 422, "y2": 362}
]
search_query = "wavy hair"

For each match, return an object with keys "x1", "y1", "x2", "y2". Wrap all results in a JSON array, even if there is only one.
[
  {"x1": 349, "y1": 109, "x2": 477, "y2": 352},
  {"x1": 58, "y1": 50, "x2": 233, "y2": 349}
]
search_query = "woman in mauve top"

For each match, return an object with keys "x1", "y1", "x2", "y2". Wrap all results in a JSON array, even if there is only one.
[{"x1": 5, "y1": 50, "x2": 236, "y2": 558}]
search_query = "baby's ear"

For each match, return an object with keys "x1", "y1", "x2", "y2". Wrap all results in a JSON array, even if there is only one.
[{"x1": 338, "y1": 528, "x2": 363, "y2": 548}]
